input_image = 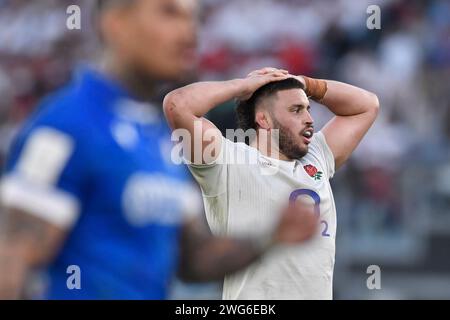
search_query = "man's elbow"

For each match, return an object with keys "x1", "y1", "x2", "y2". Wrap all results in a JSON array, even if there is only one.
[
  {"x1": 365, "y1": 91, "x2": 380, "y2": 118},
  {"x1": 163, "y1": 90, "x2": 187, "y2": 118},
  {"x1": 164, "y1": 90, "x2": 192, "y2": 130},
  {"x1": 370, "y1": 92, "x2": 380, "y2": 111}
]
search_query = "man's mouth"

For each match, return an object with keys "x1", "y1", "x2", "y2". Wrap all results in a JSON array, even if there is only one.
[
  {"x1": 301, "y1": 128, "x2": 314, "y2": 144},
  {"x1": 180, "y1": 47, "x2": 197, "y2": 63}
]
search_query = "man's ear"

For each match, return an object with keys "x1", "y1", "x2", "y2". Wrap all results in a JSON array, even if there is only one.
[{"x1": 255, "y1": 110, "x2": 272, "y2": 130}]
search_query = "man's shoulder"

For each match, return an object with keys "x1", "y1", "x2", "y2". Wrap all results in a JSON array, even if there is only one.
[
  {"x1": 222, "y1": 137, "x2": 259, "y2": 155},
  {"x1": 41, "y1": 84, "x2": 91, "y2": 122},
  {"x1": 10, "y1": 84, "x2": 95, "y2": 162},
  {"x1": 26, "y1": 84, "x2": 93, "y2": 136},
  {"x1": 302, "y1": 131, "x2": 335, "y2": 180}
]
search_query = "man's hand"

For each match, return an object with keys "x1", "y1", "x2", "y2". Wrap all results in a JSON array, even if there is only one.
[
  {"x1": 163, "y1": 67, "x2": 291, "y2": 165},
  {"x1": 238, "y1": 67, "x2": 289, "y2": 101},
  {"x1": 289, "y1": 75, "x2": 307, "y2": 89},
  {"x1": 246, "y1": 67, "x2": 288, "y2": 78},
  {"x1": 178, "y1": 201, "x2": 319, "y2": 282},
  {"x1": 273, "y1": 202, "x2": 319, "y2": 244}
]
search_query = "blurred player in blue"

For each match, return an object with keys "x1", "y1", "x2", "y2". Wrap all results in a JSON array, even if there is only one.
[{"x1": 0, "y1": 0, "x2": 317, "y2": 299}]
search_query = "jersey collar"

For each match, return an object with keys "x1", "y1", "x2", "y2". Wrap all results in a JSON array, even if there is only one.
[{"x1": 75, "y1": 66, "x2": 132, "y2": 107}]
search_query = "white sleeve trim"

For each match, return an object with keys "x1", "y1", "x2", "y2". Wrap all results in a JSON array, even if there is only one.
[
  {"x1": 16, "y1": 127, "x2": 75, "y2": 186},
  {"x1": 0, "y1": 175, "x2": 80, "y2": 229}
]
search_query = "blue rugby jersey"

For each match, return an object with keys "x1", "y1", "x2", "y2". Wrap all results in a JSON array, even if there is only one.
[{"x1": 0, "y1": 68, "x2": 199, "y2": 299}]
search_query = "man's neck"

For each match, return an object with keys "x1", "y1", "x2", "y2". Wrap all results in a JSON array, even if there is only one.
[
  {"x1": 250, "y1": 133, "x2": 291, "y2": 161},
  {"x1": 100, "y1": 53, "x2": 158, "y2": 102}
]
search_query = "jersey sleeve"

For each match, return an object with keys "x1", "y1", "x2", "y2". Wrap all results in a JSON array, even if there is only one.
[
  {"x1": 186, "y1": 136, "x2": 235, "y2": 235},
  {"x1": 307, "y1": 131, "x2": 336, "y2": 180},
  {"x1": 0, "y1": 123, "x2": 87, "y2": 229},
  {"x1": 186, "y1": 136, "x2": 231, "y2": 197}
]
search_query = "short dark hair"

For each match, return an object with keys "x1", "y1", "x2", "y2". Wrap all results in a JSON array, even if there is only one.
[{"x1": 236, "y1": 77, "x2": 305, "y2": 131}]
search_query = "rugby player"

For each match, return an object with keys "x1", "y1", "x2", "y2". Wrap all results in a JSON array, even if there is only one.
[
  {"x1": 0, "y1": 1, "x2": 317, "y2": 299},
  {"x1": 163, "y1": 67, "x2": 380, "y2": 299}
]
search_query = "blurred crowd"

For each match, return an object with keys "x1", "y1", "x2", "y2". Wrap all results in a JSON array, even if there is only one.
[
  {"x1": 0, "y1": 0, "x2": 449, "y2": 298},
  {"x1": 201, "y1": 1, "x2": 450, "y2": 283},
  {"x1": 0, "y1": 0, "x2": 83, "y2": 169}
]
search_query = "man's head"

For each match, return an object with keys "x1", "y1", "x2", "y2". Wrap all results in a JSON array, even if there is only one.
[
  {"x1": 98, "y1": 0, "x2": 198, "y2": 81},
  {"x1": 236, "y1": 77, "x2": 314, "y2": 160}
]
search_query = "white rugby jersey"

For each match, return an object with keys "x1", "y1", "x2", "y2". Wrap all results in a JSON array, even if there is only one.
[{"x1": 188, "y1": 131, "x2": 336, "y2": 300}]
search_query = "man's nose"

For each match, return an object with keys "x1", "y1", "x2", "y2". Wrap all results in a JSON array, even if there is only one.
[
  {"x1": 180, "y1": 17, "x2": 197, "y2": 44},
  {"x1": 304, "y1": 112, "x2": 314, "y2": 125}
]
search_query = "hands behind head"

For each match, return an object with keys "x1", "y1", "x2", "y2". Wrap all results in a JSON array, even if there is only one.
[
  {"x1": 246, "y1": 67, "x2": 288, "y2": 78},
  {"x1": 238, "y1": 67, "x2": 306, "y2": 101}
]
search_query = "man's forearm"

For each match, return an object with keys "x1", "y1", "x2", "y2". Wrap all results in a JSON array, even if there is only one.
[
  {"x1": 164, "y1": 69, "x2": 289, "y2": 135},
  {"x1": 305, "y1": 76, "x2": 379, "y2": 169},
  {"x1": 0, "y1": 209, "x2": 66, "y2": 299},
  {"x1": 0, "y1": 243, "x2": 30, "y2": 299},
  {"x1": 179, "y1": 237, "x2": 268, "y2": 282},
  {"x1": 179, "y1": 218, "x2": 272, "y2": 282},
  {"x1": 164, "y1": 79, "x2": 245, "y2": 120},
  {"x1": 312, "y1": 79, "x2": 379, "y2": 116}
]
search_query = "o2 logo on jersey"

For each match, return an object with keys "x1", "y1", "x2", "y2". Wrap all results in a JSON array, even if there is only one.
[
  {"x1": 289, "y1": 189, "x2": 330, "y2": 237},
  {"x1": 122, "y1": 173, "x2": 184, "y2": 227}
]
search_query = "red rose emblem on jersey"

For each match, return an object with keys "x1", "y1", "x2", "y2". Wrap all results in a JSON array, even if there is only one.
[
  {"x1": 304, "y1": 164, "x2": 318, "y2": 177},
  {"x1": 304, "y1": 164, "x2": 323, "y2": 181}
]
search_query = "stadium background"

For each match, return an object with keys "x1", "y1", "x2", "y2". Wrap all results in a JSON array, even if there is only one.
[{"x1": 0, "y1": 0, "x2": 449, "y2": 299}]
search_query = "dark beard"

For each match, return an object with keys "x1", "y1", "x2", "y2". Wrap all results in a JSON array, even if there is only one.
[{"x1": 272, "y1": 119, "x2": 308, "y2": 160}]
